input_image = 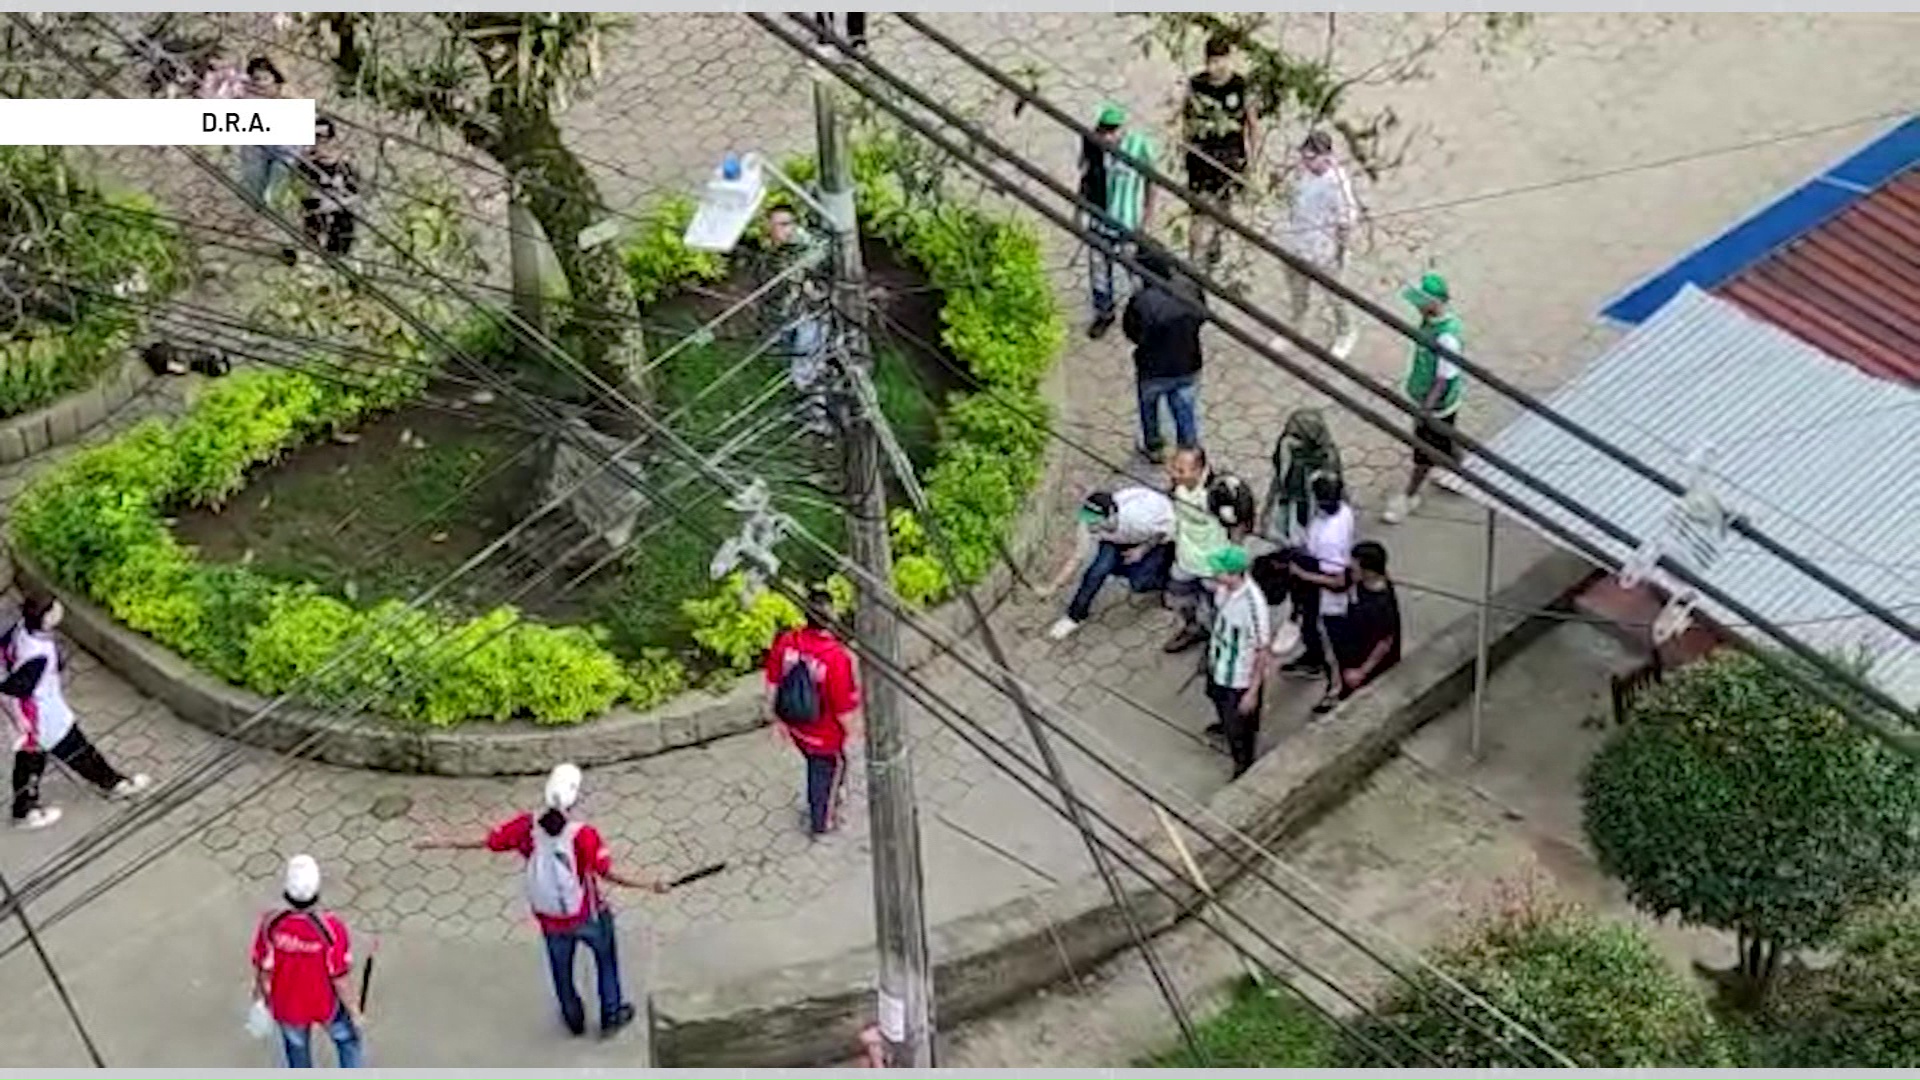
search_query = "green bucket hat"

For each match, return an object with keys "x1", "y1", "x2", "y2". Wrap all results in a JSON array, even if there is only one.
[
  {"x1": 1208, "y1": 545, "x2": 1251, "y2": 577},
  {"x1": 1401, "y1": 271, "x2": 1450, "y2": 309},
  {"x1": 1095, "y1": 102, "x2": 1127, "y2": 129}
]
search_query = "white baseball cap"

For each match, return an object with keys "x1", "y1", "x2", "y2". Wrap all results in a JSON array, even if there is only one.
[
  {"x1": 544, "y1": 763, "x2": 583, "y2": 811},
  {"x1": 284, "y1": 854, "x2": 321, "y2": 904}
]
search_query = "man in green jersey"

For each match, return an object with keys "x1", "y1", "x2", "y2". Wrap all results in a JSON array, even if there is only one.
[
  {"x1": 1383, "y1": 272, "x2": 1466, "y2": 525},
  {"x1": 1079, "y1": 102, "x2": 1157, "y2": 339}
]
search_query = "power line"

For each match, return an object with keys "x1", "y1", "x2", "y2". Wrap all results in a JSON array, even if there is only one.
[
  {"x1": 752, "y1": 12, "x2": 1919, "y2": 748},
  {"x1": 891, "y1": 13, "x2": 1920, "y2": 649}
]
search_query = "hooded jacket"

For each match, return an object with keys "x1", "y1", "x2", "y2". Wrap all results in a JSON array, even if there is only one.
[
  {"x1": 1261, "y1": 408, "x2": 1344, "y2": 542},
  {"x1": 1122, "y1": 249, "x2": 1206, "y2": 381}
]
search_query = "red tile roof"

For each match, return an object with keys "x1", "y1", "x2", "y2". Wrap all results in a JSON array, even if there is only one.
[{"x1": 1714, "y1": 168, "x2": 1920, "y2": 386}]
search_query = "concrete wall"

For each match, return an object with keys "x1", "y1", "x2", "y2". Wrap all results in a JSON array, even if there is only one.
[
  {"x1": 647, "y1": 549, "x2": 1597, "y2": 1066},
  {"x1": 0, "y1": 355, "x2": 151, "y2": 465}
]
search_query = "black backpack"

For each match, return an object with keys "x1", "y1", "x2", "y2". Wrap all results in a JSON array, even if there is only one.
[{"x1": 773, "y1": 656, "x2": 823, "y2": 726}]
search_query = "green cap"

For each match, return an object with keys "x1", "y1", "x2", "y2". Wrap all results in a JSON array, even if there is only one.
[
  {"x1": 1401, "y1": 271, "x2": 1450, "y2": 308},
  {"x1": 1208, "y1": 545, "x2": 1251, "y2": 576},
  {"x1": 1096, "y1": 102, "x2": 1126, "y2": 128}
]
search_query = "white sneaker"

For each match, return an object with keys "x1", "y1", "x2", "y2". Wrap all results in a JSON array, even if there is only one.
[
  {"x1": 1046, "y1": 616, "x2": 1082, "y2": 642},
  {"x1": 1329, "y1": 328, "x2": 1359, "y2": 360},
  {"x1": 110, "y1": 774, "x2": 153, "y2": 800},
  {"x1": 1383, "y1": 493, "x2": 1420, "y2": 525},
  {"x1": 1269, "y1": 621, "x2": 1302, "y2": 657},
  {"x1": 14, "y1": 807, "x2": 61, "y2": 830}
]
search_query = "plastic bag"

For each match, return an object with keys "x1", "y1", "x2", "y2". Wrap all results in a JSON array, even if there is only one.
[{"x1": 244, "y1": 998, "x2": 275, "y2": 1040}]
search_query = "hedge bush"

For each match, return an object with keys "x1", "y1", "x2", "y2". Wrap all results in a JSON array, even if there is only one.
[
  {"x1": 1764, "y1": 900, "x2": 1920, "y2": 1066},
  {"x1": 10, "y1": 197, "x2": 673, "y2": 726},
  {"x1": 1342, "y1": 889, "x2": 1734, "y2": 1067},
  {"x1": 0, "y1": 149, "x2": 187, "y2": 418}
]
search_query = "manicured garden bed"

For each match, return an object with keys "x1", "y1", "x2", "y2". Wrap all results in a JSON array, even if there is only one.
[{"x1": 10, "y1": 138, "x2": 1065, "y2": 731}]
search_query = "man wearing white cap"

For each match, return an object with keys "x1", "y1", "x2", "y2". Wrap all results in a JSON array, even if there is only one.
[
  {"x1": 418, "y1": 764, "x2": 668, "y2": 1039},
  {"x1": 250, "y1": 855, "x2": 363, "y2": 1068}
]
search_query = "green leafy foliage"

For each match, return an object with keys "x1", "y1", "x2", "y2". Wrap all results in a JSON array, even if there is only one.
[
  {"x1": 1582, "y1": 651, "x2": 1920, "y2": 956},
  {"x1": 1142, "y1": 978, "x2": 1337, "y2": 1067},
  {"x1": 620, "y1": 195, "x2": 727, "y2": 305},
  {"x1": 8, "y1": 200, "x2": 643, "y2": 727},
  {"x1": 1764, "y1": 900, "x2": 1920, "y2": 1066},
  {"x1": 0, "y1": 152, "x2": 187, "y2": 418},
  {"x1": 1343, "y1": 889, "x2": 1734, "y2": 1067},
  {"x1": 680, "y1": 573, "x2": 803, "y2": 674}
]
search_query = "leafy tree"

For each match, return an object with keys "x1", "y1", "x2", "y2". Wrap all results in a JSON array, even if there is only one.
[
  {"x1": 1763, "y1": 900, "x2": 1920, "y2": 1067},
  {"x1": 305, "y1": 12, "x2": 649, "y2": 402},
  {"x1": 1582, "y1": 650, "x2": 1920, "y2": 1006},
  {"x1": 1343, "y1": 887, "x2": 1733, "y2": 1067}
]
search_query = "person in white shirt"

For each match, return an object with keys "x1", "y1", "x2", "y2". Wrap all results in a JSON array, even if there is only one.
[
  {"x1": 1284, "y1": 131, "x2": 1362, "y2": 360},
  {"x1": 1, "y1": 593, "x2": 153, "y2": 829},
  {"x1": 1044, "y1": 487, "x2": 1176, "y2": 640},
  {"x1": 1271, "y1": 476, "x2": 1354, "y2": 681},
  {"x1": 1203, "y1": 546, "x2": 1272, "y2": 778}
]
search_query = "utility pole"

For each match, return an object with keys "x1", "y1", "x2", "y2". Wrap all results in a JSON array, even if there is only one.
[
  {"x1": 506, "y1": 184, "x2": 547, "y2": 358},
  {"x1": 813, "y1": 28, "x2": 938, "y2": 1068}
]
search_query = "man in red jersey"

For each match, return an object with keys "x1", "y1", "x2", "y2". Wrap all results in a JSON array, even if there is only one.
[
  {"x1": 765, "y1": 589, "x2": 861, "y2": 838},
  {"x1": 250, "y1": 855, "x2": 363, "y2": 1068},
  {"x1": 418, "y1": 764, "x2": 667, "y2": 1038}
]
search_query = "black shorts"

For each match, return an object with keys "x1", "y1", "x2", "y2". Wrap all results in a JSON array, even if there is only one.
[
  {"x1": 1185, "y1": 150, "x2": 1245, "y2": 199},
  {"x1": 1413, "y1": 415, "x2": 1458, "y2": 468}
]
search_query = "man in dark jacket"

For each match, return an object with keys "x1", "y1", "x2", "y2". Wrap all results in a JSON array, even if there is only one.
[{"x1": 1122, "y1": 244, "x2": 1206, "y2": 463}]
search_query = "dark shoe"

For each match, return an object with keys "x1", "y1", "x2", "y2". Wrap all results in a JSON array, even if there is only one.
[
  {"x1": 1162, "y1": 626, "x2": 1207, "y2": 654},
  {"x1": 1139, "y1": 444, "x2": 1167, "y2": 465},
  {"x1": 564, "y1": 1016, "x2": 586, "y2": 1037},
  {"x1": 1204, "y1": 722, "x2": 1224, "y2": 737},
  {"x1": 601, "y1": 1003, "x2": 636, "y2": 1039},
  {"x1": 1279, "y1": 659, "x2": 1327, "y2": 679},
  {"x1": 1087, "y1": 314, "x2": 1115, "y2": 339},
  {"x1": 1311, "y1": 694, "x2": 1339, "y2": 717}
]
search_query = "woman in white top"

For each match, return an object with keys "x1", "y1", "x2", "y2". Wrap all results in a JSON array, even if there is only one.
[
  {"x1": 1, "y1": 593, "x2": 152, "y2": 829},
  {"x1": 1270, "y1": 476, "x2": 1354, "y2": 680}
]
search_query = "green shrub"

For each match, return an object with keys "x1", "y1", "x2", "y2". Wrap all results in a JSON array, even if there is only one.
[
  {"x1": 1343, "y1": 889, "x2": 1734, "y2": 1067},
  {"x1": 681, "y1": 573, "x2": 804, "y2": 674},
  {"x1": 621, "y1": 195, "x2": 727, "y2": 305},
  {"x1": 0, "y1": 153, "x2": 187, "y2": 418},
  {"x1": 8, "y1": 197, "x2": 646, "y2": 727},
  {"x1": 1143, "y1": 978, "x2": 1338, "y2": 1068},
  {"x1": 1582, "y1": 650, "x2": 1920, "y2": 1004},
  {"x1": 1765, "y1": 900, "x2": 1920, "y2": 1066}
]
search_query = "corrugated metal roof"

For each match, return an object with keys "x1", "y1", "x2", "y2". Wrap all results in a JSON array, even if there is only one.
[
  {"x1": 1603, "y1": 115, "x2": 1920, "y2": 325},
  {"x1": 1462, "y1": 285, "x2": 1920, "y2": 707},
  {"x1": 1715, "y1": 167, "x2": 1920, "y2": 385}
]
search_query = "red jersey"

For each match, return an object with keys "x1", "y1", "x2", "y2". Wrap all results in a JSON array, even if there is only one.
[
  {"x1": 487, "y1": 812, "x2": 612, "y2": 933},
  {"x1": 250, "y1": 909, "x2": 352, "y2": 1027},
  {"x1": 764, "y1": 627, "x2": 860, "y2": 756}
]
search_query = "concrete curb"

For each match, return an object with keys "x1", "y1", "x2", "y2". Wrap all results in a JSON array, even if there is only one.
[
  {"x1": 646, "y1": 549, "x2": 1598, "y2": 1066},
  {"x1": 8, "y1": 400, "x2": 1070, "y2": 777},
  {"x1": 0, "y1": 354, "x2": 151, "y2": 465}
]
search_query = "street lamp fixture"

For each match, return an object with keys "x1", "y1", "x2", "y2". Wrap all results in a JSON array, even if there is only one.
[{"x1": 684, "y1": 151, "x2": 835, "y2": 254}]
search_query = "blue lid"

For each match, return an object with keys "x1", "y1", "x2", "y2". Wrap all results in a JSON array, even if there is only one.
[{"x1": 721, "y1": 154, "x2": 742, "y2": 181}]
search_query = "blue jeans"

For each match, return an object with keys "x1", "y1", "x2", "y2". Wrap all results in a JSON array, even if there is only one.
[
  {"x1": 240, "y1": 145, "x2": 291, "y2": 203},
  {"x1": 279, "y1": 1006, "x2": 361, "y2": 1069},
  {"x1": 804, "y1": 752, "x2": 845, "y2": 835},
  {"x1": 1066, "y1": 541, "x2": 1173, "y2": 622},
  {"x1": 1137, "y1": 374, "x2": 1200, "y2": 453},
  {"x1": 542, "y1": 908, "x2": 625, "y2": 1034},
  {"x1": 1088, "y1": 220, "x2": 1130, "y2": 319}
]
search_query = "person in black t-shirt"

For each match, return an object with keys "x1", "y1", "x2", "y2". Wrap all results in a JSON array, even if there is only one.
[
  {"x1": 283, "y1": 118, "x2": 359, "y2": 263},
  {"x1": 1181, "y1": 34, "x2": 1257, "y2": 270},
  {"x1": 1315, "y1": 540, "x2": 1401, "y2": 716}
]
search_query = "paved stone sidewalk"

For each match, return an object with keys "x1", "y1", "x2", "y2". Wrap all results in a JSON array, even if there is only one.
[{"x1": 0, "y1": 12, "x2": 1912, "y2": 1067}]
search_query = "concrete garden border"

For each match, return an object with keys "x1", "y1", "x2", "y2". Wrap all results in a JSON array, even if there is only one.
[
  {"x1": 644, "y1": 549, "x2": 1599, "y2": 1066},
  {"x1": 0, "y1": 354, "x2": 151, "y2": 464},
  {"x1": 13, "y1": 396, "x2": 1071, "y2": 777}
]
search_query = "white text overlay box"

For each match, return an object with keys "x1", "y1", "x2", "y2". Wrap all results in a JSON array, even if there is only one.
[{"x1": 0, "y1": 99, "x2": 317, "y2": 146}]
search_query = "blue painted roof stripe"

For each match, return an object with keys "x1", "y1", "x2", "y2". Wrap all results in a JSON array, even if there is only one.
[{"x1": 1601, "y1": 115, "x2": 1920, "y2": 326}]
